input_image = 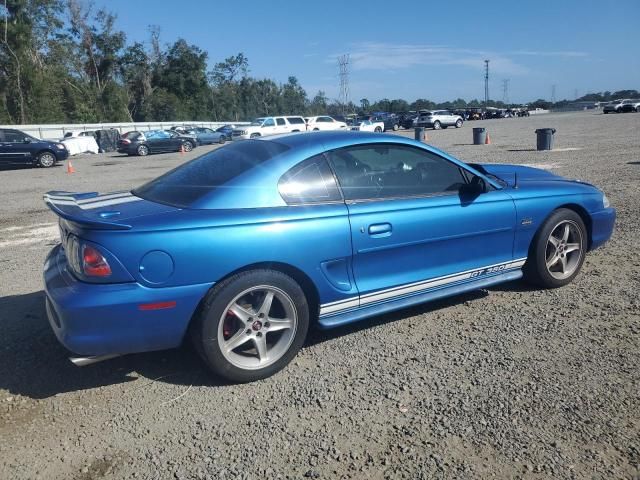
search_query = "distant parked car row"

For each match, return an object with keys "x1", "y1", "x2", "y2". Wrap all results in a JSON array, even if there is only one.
[{"x1": 603, "y1": 99, "x2": 640, "y2": 113}]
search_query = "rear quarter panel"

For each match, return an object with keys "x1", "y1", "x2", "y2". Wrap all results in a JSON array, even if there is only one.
[{"x1": 79, "y1": 204, "x2": 356, "y2": 312}]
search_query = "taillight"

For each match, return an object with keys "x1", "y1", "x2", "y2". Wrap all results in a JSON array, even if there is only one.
[
  {"x1": 121, "y1": 139, "x2": 131, "y2": 144},
  {"x1": 82, "y1": 245, "x2": 111, "y2": 277}
]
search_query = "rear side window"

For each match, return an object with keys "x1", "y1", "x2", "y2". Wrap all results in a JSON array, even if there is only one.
[
  {"x1": 276, "y1": 118, "x2": 286, "y2": 126},
  {"x1": 278, "y1": 155, "x2": 341, "y2": 204},
  {"x1": 327, "y1": 144, "x2": 466, "y2": 201},
  {"x1": 134, "y1": 141, "x2": 290, "y2": 208},
  {"x1": 286, "y1": 117, "x2": 305, "y2": 124}
]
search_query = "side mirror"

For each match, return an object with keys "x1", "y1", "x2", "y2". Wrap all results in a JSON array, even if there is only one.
[
  {"x1": 23, "y1": 137, "x2": 31, "y2": 143},
  {"x1": 460, "y1": 175, "x2": 487, "y2": 197}
]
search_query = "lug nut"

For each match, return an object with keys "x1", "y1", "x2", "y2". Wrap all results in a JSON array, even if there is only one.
[
  {"x1": 256, "y1": 332, "x2": 262, "y2": 337},
  {"x1": 264, "y1": 322, "x2": 270, "y2": 328},
  {"x1": 246, "y1": 329, "x2": 251, "y2": 334}
]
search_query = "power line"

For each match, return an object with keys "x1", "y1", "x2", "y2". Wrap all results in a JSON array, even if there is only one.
[
  {"x1": 484, "y1": 60, "x2": 490, "y2": 107},
  {"x1": 338, "y1": 54, "x2": 350, "y2": 114},
  {"x1": 502, "y1": 79, "x2": 510, "y2": 105}
]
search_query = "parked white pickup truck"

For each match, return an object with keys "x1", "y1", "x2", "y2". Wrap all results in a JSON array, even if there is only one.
[{"x1": 232, "y1": 116, "x2": 306, "y2": 140}]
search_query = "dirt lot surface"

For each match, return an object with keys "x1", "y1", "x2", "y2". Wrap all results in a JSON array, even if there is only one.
[{"x1": 1, "y1": 111, "x2": 639, "y2": 479}]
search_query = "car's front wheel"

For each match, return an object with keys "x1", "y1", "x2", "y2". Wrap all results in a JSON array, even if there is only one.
[
  {"x1": 192, "y1": 269, "x2": 309, "y2": 382},
  {"x1": 374, "y1": 126, "x2": 382, "y2": 133},
  {"x1": 455, "y1": 119, "x2": 463, "y2": 128},
  {"x1": 433, "y1": 121, "x2": 441, "y2": 130},
  {"x1": 182, "y1": 141, "x2": 194, "y2": 152},
  {"x1": 218, "y1": 136, "x2": 226, "y2": 144},
  {"x1": 524, "y1": 208, "x2": 587, "y2": 288},
  {"x1": 37, "y1": 151, "x2": 56, "y2": 168}
]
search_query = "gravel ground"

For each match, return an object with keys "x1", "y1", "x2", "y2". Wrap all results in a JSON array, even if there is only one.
[{"x1": 0, "y1": 111, "x2": 638, "y2": 479}]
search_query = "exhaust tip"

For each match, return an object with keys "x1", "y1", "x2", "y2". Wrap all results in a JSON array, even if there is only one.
[{"x1": 69, "y1": 354, "x2": 121, "y2": 367}]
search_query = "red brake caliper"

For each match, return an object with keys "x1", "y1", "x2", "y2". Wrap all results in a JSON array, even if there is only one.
[{"x1": 223, "y1": 310, "x2": 236, "y2": 338}]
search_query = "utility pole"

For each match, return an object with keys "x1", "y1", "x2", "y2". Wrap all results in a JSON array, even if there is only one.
[
  {"x1": 551, "y1": 84, "x2": 557, "y2": 104},
  {"x1": 338, "y1": 54, "x2": 350, "y2": 115},
  {"x1": 502, "y1": 79, "x2": 510, "y2": 105},
  {"x1": 484, "y1": 60, "x2": 490, "y2": 107}
]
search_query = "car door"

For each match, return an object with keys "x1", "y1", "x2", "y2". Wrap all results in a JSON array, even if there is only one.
[
  {"x1": 275, "y1": 117, "x2": 288, "y2": 134},
  {"x1": 0, "y1": 129, "x2": 33, "y2": 164},
  {"x1": 326, "y1": 143, "x2": 517, "y2": 301},
  {"x1": 261, "y1": 118, "x2": 277, "y2": 136}
]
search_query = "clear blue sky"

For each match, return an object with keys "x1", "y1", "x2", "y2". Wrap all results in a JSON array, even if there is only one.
[{"x1": 102, "y1": 0, "x2": 639, "y2": 104}]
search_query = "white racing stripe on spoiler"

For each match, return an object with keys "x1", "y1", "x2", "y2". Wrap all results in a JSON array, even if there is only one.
[
  {"x1": 44, "y1": 193, "x2": 141, "y2": 210},
  {"x1": 45, "y1": 191, "x2": 132, "y2": 204}
]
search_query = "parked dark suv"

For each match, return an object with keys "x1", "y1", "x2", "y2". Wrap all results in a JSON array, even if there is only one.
[{"x1": 0, "y1": 128, "x2": 69, "y2": 168}]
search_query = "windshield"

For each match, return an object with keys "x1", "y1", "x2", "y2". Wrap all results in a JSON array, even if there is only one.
[
  {"x1": 133, "y1": 140, "x2": 290, "y2": 208},
  {"x1": 250, "y1": 118, "x2": 266, "y2": 126}
]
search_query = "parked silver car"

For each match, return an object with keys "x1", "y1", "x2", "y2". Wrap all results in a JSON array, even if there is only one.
[
  {"x1": 603, "y1": 99, "x2": 632, "y2": 113},
  {"x1": 415, "y1": 110, "x2": 464, "y2": 130}
]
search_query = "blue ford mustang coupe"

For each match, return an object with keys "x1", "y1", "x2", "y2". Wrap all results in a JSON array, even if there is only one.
[{"x1": 43, "y1": 132, "x2": 615, "y2": 382}]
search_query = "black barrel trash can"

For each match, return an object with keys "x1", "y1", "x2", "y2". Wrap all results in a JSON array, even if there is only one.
[
  {"x1": 535, "y1": 128, "x2": 556, "y2": 150},
  {"x1": 414, "y1": 127, "x2": 425, "y2": 142},
  {"x1": 472, "y1": 127, "x2": 486, "y2": 145}
]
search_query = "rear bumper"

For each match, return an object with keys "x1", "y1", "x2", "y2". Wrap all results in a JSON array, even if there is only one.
[
  {"x1": 43, "y1": 244, "x2": 213, "y2": 356},
  {"x1": 589, "y1": 207, "x2": 616, "y2": 251}
]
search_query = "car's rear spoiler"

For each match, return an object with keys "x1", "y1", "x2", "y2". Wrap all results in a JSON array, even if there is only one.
[{"x1": 43, "y1": 191, "x2": 133, "y2": 230}]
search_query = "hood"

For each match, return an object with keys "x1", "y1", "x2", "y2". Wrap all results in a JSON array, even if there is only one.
[
  {"x1": 471, "y1": 163, "x2": 570, "y2": 188},
  {"x1": 44, "y1": 190, "x2": 179, "y2": 230}
]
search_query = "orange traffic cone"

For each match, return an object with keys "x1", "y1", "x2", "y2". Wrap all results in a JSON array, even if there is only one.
[
  {"x1": 485, "y1": 133, "x2": 491, "y2": 145},
  {"x1": 66, "y1": 160, "x2": 75, "y2": 174},
  {"x1": 180, "y1": 144, "x2": 185, "y2": 154}
]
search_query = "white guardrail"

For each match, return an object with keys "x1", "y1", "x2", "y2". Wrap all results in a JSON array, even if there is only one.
[{"x1": 0, "y1": 121, "x2": 250, "y2": 141}]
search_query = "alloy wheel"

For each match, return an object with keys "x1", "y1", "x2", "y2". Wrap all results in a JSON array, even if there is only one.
[
  {"x1": 545, "y1": 220, "x2": 584, "y2": 280},
  {"x1": 39, "y1": 153, "x2": 55, "y2": 167},
  {"x1": 217, "y1": 286, "x2": 298, "y2": 370}
]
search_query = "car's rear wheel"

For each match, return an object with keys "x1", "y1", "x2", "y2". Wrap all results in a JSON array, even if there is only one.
[
  {"x1": 250, "y1": 133, "x2": 260, "y2": 138},
  {"x1": 524, "y1": 208, "x2": 587, "y2": 288},
  {"x1": 392, "y1": 124, "x2": 399, "y2": 131},
  {"x1": 182, "y1": 141, "x2": 193, "y2": 152},
  {"x1": 433, "y1": 121, "x2": 441, "y2": 130},
  {"x1": 218, "y1": 136, "x2": 225, "y2": 144},
  {"x1": 137, "y1": 145, "x2": 149, "y2": 156},
  {"x1": 38, "y1": 151, "x2": 56, "y2": 168},
  {"x1": 374, "y1": 127, "x2": 382, "y2": 133},
  {"x1": 455, "y1": 119, "x2": 463, "y2": 128},
  {"x1": 192, "y1": 269, "x2": 309, "y2": 382}
]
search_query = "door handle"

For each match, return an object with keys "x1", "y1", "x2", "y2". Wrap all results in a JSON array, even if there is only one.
[{"x1": 368, "y1": 223, "x2": 392, "y2": 237}]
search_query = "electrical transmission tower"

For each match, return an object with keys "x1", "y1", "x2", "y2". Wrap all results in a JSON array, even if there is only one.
[
  {"x1": 502, "y1": 79, "x2": 510, "y2": 105},
  {"x1": 551, "y1": 84, "x2": 557, "y2": 104},
  {"x1": 338, "y1": 54, "x2": 350, "y2": 114},
  {"x1": 484, "y1": 60, "x2": 490, "y2": 107}
]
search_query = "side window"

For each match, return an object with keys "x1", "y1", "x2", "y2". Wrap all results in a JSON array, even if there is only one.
[
  {"x1": 5, "y1": 130, "x2": 26, "y2": 143},
  {"x1": 327, "y1": 145, "x2": 467, "y2": 201},
  {"x1": 276, "y1": 118, "x2": 286, "y2": 126},
  {"x1": 278, "y1": 155, "x2": 342, "y2": 204},
  {"x1": 263, "y1": 118, "x2": 275, "y2": 127}
]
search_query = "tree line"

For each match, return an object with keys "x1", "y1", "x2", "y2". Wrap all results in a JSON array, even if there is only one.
[{"x1": 0, "y1": 1, "x2": 637, "y2": 125}]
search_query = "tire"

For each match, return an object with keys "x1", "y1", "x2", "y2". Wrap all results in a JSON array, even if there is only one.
[
  {"x1": 191, "y1": 269, "x2": 310, "y2": 382},
  {"x1": 392, "y1": 124, "x2": 399, "y2": 131},
  {"x1": 250, "y1": 133, "x2": 260, "y2": 138},
  {"x1": 433, "y1": 121, "x2": 441, "y2": 130},
  {"x1": 137, "y1": 144, "x2": 149, "y2": 156},
  {"x1": 182, "y1": 141, "x2": 194, "y2": 152},
  {"x1": 37, "y1": 151, "x2": 56, "y2": 168},
  {"x1": 313, "y1": 128, "x2": 319, "y2": 131},
  {"x1": 374, "y1": 127, "x2": 382, "y2": 133},
  {"x1": 455, "y1": 119, "x2": 463, "y2": 128},
  {"x1": 523, "y1": 208, "x2": 587, "y2": 288},
  {"x1": 218, "y1": 136, "x2": 225, "y2": 144}
]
